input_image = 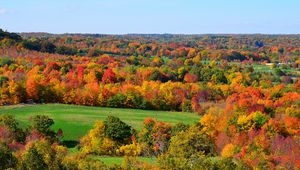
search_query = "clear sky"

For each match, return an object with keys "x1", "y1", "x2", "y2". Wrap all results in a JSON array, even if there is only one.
[{"x1": 0, "y1": 0, "x2": 299, "y2": 34}]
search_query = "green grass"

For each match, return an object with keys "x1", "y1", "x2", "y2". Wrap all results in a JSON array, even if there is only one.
[
  {"x1": 253, "y1": 64, "x2": 273, "y2": 73},
  {"x1": 252, "y1": 64, "x2": 300, "y2": 76},
  {"x1": 0, "y1": 104, "x2": 199, "y2": 141},
  {"x1": 93, "y1": 156, "x2": 156, "y2": 166}
]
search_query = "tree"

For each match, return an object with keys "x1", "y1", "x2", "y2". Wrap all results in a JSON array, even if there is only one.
[
  {"x1": 55, "y1": 46, "x2": 77, "y2": 55},
  {"x1": 104, "y1": 116, "x2": 132, "y2": 143},
  {"x1": 102, "y1": 68, "x2": 116, "y2": 84},
  {"x1": 26, "y1": 75, "x2": 41, "y2": 101},
  {"x1": 273, "y1": 68, "x2": 285, "y2": 77},
  {"x1": 183, "y1": 73, "x2": 198, "y2": 83},
  {"x1": 80, "y1": 120, "x2": 117, "y2": 155},
  {"x1": 0, "y1": 144, "x2": 17, "y2": 169},
  {"x1": 107, "y1": 93, "x2": 127, "y2": 108},
  {"x1": 30, "y1": 115, "x2": 56, "y2": 140},
  {"x1": 0, "y1": 29, "x2": 22, "y2": 41},
  {"x1": 0, "y1": 75, "x2": 8, "y2": 86},
  {"x1": 40, "y1": 40, "x2": 56, "y2": 53},
  {"x1": 168, "y1": 125, "x2": 215, "y2": 157},
  {"x1": 21, "y1": 39, "x2": 41, "y2": 51},
  {"x1": 158, "y1": 125, "x2": 216, "y2": 169},
  {"x1": 138, "y1": 118, "x2": 172, "y2": 156},
  {"x1": 171, "y1": 122, "x2": 189, "y2": 136},
  {"x1": 20, "y1": 146, "x2": 47, "y2": 170},
  {"x1": 0, "y1": 114, "x2": 25, "y2": 142},
  {"x1": 0, "y1": 57, "x2": 13, "y2": 67},
  {"x1": 149, "y1": 69, "x2": 167, "y2": 82},
  {"x1": 19, "y1": 140, "x2": 67, "y2": 170},
  {"x1": 0, "y1": 114, "x2": 19, "y2": 132}
]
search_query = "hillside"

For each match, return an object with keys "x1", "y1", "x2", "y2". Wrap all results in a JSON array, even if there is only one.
[{"x1": 0, "y1": 104, "x2": 199, "y2": 141}]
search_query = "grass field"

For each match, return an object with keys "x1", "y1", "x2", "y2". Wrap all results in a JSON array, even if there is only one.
[
  {"x1": 253, "y1": 64, "x2": 300, "y2": 76},
  {"x1": 68, "y1": 147, "x2": 157, "y2": 165},
  {"x1": 93, "y1": 156, "x2": 156, "y2": 166},
  {"x1": 0, "y1": 104, "x2": 199, "y2": 142}
]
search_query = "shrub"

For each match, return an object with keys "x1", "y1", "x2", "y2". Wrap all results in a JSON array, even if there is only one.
[
  {"x1": 221, "y1": 144, "x2": 236, "y2": 158},
  {"x1": 118, "y1": 143, "x2": 142, "y2": 156},
  {"x1": 122, "y1": 156, "x2": 156, "y2": 170}
]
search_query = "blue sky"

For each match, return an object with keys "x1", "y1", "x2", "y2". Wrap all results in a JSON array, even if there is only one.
[{"x1": 0, "y1": 0, "x2": 299, "y2": 34}]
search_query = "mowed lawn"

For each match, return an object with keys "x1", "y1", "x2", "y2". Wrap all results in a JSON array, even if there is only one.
[{"x1": 0, "y1": 104, "x2": 199, "y2": 141}]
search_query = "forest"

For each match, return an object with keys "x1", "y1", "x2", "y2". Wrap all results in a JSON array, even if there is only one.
[{"x1": 0, "y1": 29, "x2": 300, "y2": 169}]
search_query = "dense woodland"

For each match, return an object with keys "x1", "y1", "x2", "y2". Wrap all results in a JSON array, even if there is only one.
[{"x1": 0, "y1": 29, "x2": 300, "y2": 169}]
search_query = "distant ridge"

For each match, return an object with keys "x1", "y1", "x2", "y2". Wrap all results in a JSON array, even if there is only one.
[{"x1": 18, "y1": 32, "x2": 300, "y2": 39}]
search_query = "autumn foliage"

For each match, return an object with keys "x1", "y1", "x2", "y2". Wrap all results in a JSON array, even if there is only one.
[{"x1": 0, "y1": 31, "x2": 300, "y2": 169}]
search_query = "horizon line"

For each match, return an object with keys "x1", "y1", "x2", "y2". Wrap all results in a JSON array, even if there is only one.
[{"x1": 16, "y1": 31, "x2": 300, "y2": 36}]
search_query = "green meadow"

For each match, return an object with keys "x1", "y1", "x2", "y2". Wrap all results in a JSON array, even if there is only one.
[{"x1": 0, "y1": 104, "x2": 199, "y2": 142}]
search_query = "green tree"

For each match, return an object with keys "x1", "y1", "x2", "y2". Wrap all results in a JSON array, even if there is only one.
[
  {"x1": 158, "y1": 125, "x2": 216, "y2": 169},
  {"x1": 273, "y1": 68, "x2": 285, "y2": 77},
  {"x1": 0, "y1": 115, "x2": 25, "y2": 142},
  {"x1": 104, "y1": 116, "x2": 132, "y2": 143},
  {"x1": 171, "y1": 122, "x2": 189, "y2": 136},
  {"x1": 149, "y1": 69, "x2": 168, "y2": 82},
  {"x1": 30, "y1": 115, "x2": 56, "y2": 140},
  {"x1": 19, "y1": 140, "x2": 67, "y2": 170},
  {"x1": 20, "y1": 146, "x2": 47, "y2": 170},
  {"x1": 0, "y1": 144, "x2": 17, "y2": 170},
  {"x1": 0, "y1": 76, "x2": 8, "y2": 86},
  {"x1": 0, "y1": 115, "x2": 19, "y2": 131},
  {"x1": 107, "y1": 93, "x2": 127, "y2": 108},
  {"x1": 0, "y1": 57, "x2": 13, "y2": 67}
]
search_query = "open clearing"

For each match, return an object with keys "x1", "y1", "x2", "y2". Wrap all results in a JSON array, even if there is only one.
[{"x1": 0, "y1": 104, "x2": 199, "y2": 141}]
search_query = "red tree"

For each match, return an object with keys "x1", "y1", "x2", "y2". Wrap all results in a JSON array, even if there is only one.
[{"x1": 102, "y1": 68, "x2": 116, "y2": 84}]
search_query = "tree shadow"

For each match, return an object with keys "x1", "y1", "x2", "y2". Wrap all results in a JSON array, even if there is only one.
[{"x1": 62, "y1": 140, "x2": 79, "y2": 148}]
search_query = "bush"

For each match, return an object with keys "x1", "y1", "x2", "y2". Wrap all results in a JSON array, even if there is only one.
[
  {"x1": 77, "y1": 159, "x2": 108, "y2": 170},
  {"x1": 118, "y1": 143, "x2": 142, "y2": 156},
  {"x1": 122, "y1": 156, "x2": 156, "y2": 170},
  {"x1": 159, "y1": 155, "x2": 248, "y2": 170},
  {"x1": 63, "y1": 156, "x2": 108, "y2": 170},
  {"x1": 192, "y1": 157, "x2": 249, "y2": 170}
]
